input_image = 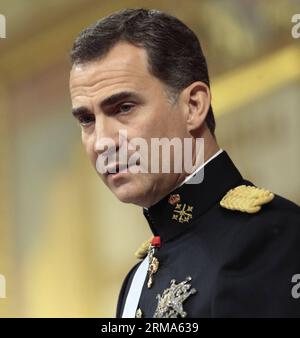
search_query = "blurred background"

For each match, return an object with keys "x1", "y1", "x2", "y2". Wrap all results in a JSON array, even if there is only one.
[{"x1": 0, "y1": 0, "x2": 299, "y2": 317}]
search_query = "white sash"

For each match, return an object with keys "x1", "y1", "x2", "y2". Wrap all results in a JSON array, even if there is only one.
[{"x1": 121, "y1": 256, "x2": 149, "y2": 318}]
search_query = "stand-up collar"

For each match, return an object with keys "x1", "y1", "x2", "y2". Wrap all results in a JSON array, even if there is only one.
[{"x1": 143, "y1": 151, "x2": 243, "y2": 242}]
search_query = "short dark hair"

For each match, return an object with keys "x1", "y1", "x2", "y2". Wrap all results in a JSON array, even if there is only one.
[{"x1": 70, "y1": 8, "x2": 216, "y2": 135}]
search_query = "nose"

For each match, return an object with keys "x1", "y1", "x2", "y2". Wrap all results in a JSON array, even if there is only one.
[{"x1": 93, "y1": 115, "x2": 119, "y2": 156}]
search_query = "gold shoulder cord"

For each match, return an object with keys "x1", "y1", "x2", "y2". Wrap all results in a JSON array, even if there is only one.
[
  {"x1": 220, "y1": 185, "x2": 274, "y2": 213},
  {"x1": 134, "y1": 237, "x2": 152, "y2": 259}
]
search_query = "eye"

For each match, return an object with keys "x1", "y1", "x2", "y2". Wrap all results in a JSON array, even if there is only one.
[
  {"x1": 118, "y1": 102, "x2": 135, "y2": 114},
  {"x1": 78, "y1": 114, "x2": 95, "y2": 127}
]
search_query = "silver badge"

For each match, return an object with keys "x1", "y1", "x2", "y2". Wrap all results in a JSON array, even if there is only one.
[
  {"x1": 135, "y1": 308, "x2": 143, "y2": 318},
  {"x1": 153, "y1": 276, "x2": 197, "y2": 318}
]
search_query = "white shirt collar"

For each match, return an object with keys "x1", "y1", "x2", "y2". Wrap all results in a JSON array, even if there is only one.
[{"x1": 177, "y1": 149, "x2": 223, "y2": 188}]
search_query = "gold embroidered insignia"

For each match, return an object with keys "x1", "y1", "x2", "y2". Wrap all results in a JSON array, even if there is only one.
[
  {"x1": 134, "y1": 237, "x2": 152, "y2": 259},
  {"x1": 153, "y1": 276, "x2": 197, "y2": 318},
  {"x1": 220, "y1": 185, "x2": 274, "y2": 214},
  {"x1": 172, "y1": 203, "x2": 193, "y2": 223},
  {"x1": 168, "y1": 194, "x2": 181, "y2": 205}
]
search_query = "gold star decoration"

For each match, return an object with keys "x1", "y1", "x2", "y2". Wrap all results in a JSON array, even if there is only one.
[{"x1": 172, "y1": 203, "x2": 193, "y2": 223}]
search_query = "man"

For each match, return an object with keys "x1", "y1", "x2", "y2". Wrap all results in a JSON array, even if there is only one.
[{"x1": 69, "y1": 9, "x2": 300, "y2": 317}]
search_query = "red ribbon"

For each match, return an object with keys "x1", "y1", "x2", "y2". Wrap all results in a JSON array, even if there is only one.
[{"x1": 151, "y1": 236, "x2": 161, "y2": 248}]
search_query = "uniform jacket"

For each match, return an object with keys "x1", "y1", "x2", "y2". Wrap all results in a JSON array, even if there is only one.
[{"x1": 116, "y1": 151, "x2": 300, "y2": 318}]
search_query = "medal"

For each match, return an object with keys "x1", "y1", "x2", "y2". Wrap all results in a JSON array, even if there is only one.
[
  {"x1": 153, "y1": 276, "x2": 197, "y2": 318},
  {"x1": 147, "y1": 236, "x2": 160, "y2": 288}
]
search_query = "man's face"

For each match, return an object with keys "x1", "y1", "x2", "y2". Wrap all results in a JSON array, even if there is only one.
[{"x1": 69, "y1": 42, "x2": 190, "y2": 207}]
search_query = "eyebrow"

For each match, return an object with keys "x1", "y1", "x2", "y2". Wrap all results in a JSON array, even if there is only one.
[
  {"x1": 72, "y1": 91, "x2": 142, "y2": 118},
  {"x1": 99, "y1": 91, "x2": 142, "y2": 110},
  {"x1": 72, "y1": 106, "x2": 91, "y2": 118}
]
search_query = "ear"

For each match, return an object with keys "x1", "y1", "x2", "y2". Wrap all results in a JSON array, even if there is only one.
[{"x1": 181, "y1": 81, "x2": 211, "y2": 133}]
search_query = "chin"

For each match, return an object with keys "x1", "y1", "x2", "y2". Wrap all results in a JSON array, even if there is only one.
[
  {"x1": 113, "y1": 186, "x2": 149, "y2": 207},
  {"x1": 112, "y1": 183, "x2": 136, "y2": 200}
]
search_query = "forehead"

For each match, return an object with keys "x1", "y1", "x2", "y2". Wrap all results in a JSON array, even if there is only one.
[{"x1": 69, "y1": 42, "x2": 158, "y2": 100}]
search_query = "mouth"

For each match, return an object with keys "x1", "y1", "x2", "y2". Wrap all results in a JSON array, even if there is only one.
[
  {"x1": 105, "y1": 160, "x2": 143, "y2": 181},
  {"x1": 105, "y1": 163, "x2": 131, "y2": 178}
]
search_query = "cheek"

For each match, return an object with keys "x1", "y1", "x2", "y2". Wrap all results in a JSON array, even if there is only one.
[
  {"x1": 134, "y1": 111, "x2": 168, "y2": 139},
  {"x1": 81, "y1": 132, "x2": 96, "y2": 163}
]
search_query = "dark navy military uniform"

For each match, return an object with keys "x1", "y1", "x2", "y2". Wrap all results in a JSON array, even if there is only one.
[{"x1": 116, "y1": 151, "x2": 300, "y2": 318}]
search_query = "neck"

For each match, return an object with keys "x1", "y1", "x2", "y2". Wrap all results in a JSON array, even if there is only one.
[
  {"x1": 176, "y1": 127, "x2": 220, "y2": 188},
  {"x1": 201, "y1": 127, "x2": 220, "y2": 164},
  {"x1": 144, "y1": 130, "x2": 220, "y2": 208}
]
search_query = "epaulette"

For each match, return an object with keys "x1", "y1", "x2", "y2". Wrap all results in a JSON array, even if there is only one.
[
  {"x1": 134, "y1": 237, "x2": 152, "y2": 259},
  {"x1": 220, "y1": 185, "x2": 274, "y2": 214}
]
